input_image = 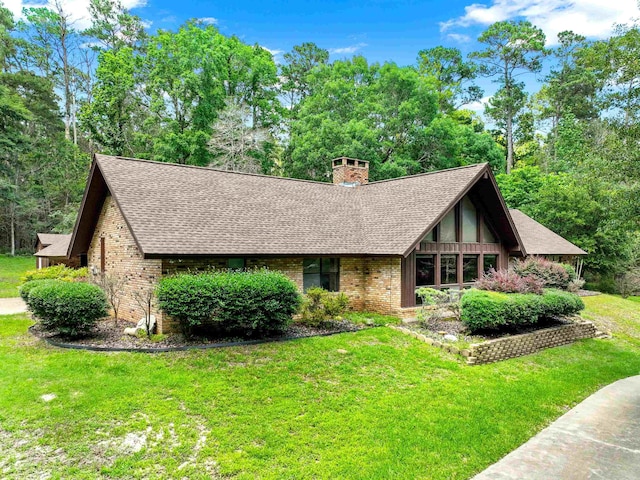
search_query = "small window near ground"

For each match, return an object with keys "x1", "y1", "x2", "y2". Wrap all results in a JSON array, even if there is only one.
[
  {"x1": 483, "y1": 254, "x2": 498, "y2": 273},
  {"x1": 441, "y1": 254, "x2": 457, "y2": 284},
  {"x1": 227, "y1": 258, "x2": 245, "y2": 269},
  {"x1": 463, "y1": 255, "x2": 479, "y2": 283},
  {"x1": 303, "y1": 258, "x2": 339, "y2": 292}
]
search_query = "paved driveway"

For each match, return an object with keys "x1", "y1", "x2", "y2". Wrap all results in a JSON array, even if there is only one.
[
  {"x1": 475, "y1": 375, "x2": 640, "y2": 479},
  {"x1": 0, "y1": 297, "x2": 27, "y2": 315}
]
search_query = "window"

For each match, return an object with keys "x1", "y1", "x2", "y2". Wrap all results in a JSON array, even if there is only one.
[
  {"x1": 441, "y1": 255, "x2": 457, "y2": 284},
  {"x1": 423, "y1": 229, "x2": 436, "y2": 243},
  {"x1": 483, "y1": 221, "x2": 497, "y2": 243},
  {"x1": 227, "y1": 258, "x2": 245, "y2": 269},
  {"x1": 303, "y1": 258, "x2": 339, "y2": 292},
  {"x1": 462, "y1": 197, "x2": 479, "y2": 242},
  {"x1": 416, "y1": 255, "x2": 435, "y2": 286},
  {"x1": 80, "y1": 254, "x2": 88, "y2": 268},
  {"x1": 483, "y1": 254, "x2": 498, "y2": 273},
  {"x1": 440, "y1": 209, "x2": 457, "y2": 242},
  {"x1": 463, "y1": 255, "x2": 478, "y2": 283}
]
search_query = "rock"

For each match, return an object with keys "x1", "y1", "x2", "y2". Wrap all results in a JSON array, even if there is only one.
[
  {"x1": 41, "y1": 393, "x2": 56, "y2": 402},
  {"x1": 437, "y1": 331, "x2": 447, "y2": 335},
  {"x1": 135, "y1": 315, "x2": 156, "y2": 333},
  {"x1": 336, "y1": 349, "x2": 348, "y2": 354},
  {"x1": 124, "y1": 327, "x2": 138, "y2": 336},
  {"x1": 444, "y1": 334, "x2": 458, "y2": 342}
]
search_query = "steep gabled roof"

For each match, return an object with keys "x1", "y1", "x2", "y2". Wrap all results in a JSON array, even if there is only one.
[
  {"x1": 35, "y1": 234, "x2": 71, "y2": 258},
  {"x1": 509, "y1": 209, "x2": 587, "y2": 256},
  {"x1": 69, "y1": 154, "x2": 524, "y2": 258}
]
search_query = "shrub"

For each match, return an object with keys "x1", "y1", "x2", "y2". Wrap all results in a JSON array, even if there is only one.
[
  {"x1": 474, "y1": 269, "x2": 544, "y2": 294},
  {"x1": 416, "y1": 287, "x2": 461, "y2": 324},
  {"x1": 299, "y1": 287, "x2": 350, "y2": 327},
  {"x1": 567, "y1": 279, "x2": 585, "y2": 293},
  {"x1": 416, "y1": 287, "x2": 449, "y2": 306},
  {"x1": 511, "y1": 257, "x2": 571, "y2": 289},
  {"x1": 157, "y1": 270, "x2": 302, "y2": 337},
  {"x1": 27, "y1": 281, "x2": 108, "y2": 337},
  {"x1": 460, "y1": 288, "x2": 584, "y2": 331},
  {"x1": 23, "y1": 265, "x2": 88, "y2": 283},
  {"x1": 19, "y1": 279, "x2": 58, "y2": 302}
]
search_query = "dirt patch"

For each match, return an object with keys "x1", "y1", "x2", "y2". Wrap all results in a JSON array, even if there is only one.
[{"x1": 30, "y1": 318, "x2": 365, "y2": 351}]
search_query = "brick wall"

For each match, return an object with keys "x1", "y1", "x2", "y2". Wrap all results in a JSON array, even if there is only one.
[
  {"x1": 87, "y1": 196, "x2": 165, "y2": 331},
  {"x1": 467, "y1": 321, "x2": 597, "y2": 365},
  {"x1": 364, "y1": 257, "x2": 402, "y2": 314}
]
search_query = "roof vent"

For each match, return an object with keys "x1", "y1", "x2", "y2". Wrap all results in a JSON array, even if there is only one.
[{"x1": 331, "y1": 157, "x2": 369, "y2": 186}]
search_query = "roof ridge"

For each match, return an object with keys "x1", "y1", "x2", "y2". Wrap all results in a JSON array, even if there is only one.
[
  {"x1": 95, "y1": 154, "x2": 338, "y2": 187},
  {"x1": 363, "y1": 162, "x2": 488, "y2": 186}
]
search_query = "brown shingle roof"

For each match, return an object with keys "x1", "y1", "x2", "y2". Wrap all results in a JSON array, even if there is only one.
[
  {"x1": 35, "y1": 234, "x2": 71, "y2": 257},
  {"x1": 83, "y1": 155, "x2": 496, "y2": 257},
  {"x1": 509, "y1": 209, "x2": 586, "y2": 256}
]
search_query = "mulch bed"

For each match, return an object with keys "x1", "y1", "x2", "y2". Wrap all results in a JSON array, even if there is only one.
[{"x1": 30, "y1": 318, "x2": 366, "y2": 352}]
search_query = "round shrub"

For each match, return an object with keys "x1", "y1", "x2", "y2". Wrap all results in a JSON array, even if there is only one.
[
  {"x1": 299, "y1": 287, "x2": 350, "y2": 327},
  {"x1": 19, "y1": 279, "x2": 58, "y2": 302},
  {"x1": 511, "y1": 257, "x2": 571, "y2": 289},
  {"x1": 27, "y1": 281, "x2": 108, "y2": 337},
  {"x1": 540, "y1": 289, "x2": 585, "y2": 317},
  {"x1": 157, "y1": 270, "x2": 302, "y2": 337}
]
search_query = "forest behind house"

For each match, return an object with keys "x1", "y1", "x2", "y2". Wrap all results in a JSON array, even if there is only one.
[{"x1": 1, "y1": 0, "x2": 639, "y2": 292}]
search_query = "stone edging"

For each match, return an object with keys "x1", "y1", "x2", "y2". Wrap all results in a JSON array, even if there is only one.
[
  {"x1": 29, "y1": 325, "x2": 369, "y2": 353},
  {"x1": 391, "y1": 321, "x2": 600, "y2": 365}
]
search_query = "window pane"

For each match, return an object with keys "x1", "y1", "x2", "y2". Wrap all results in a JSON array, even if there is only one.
[
  {"x1": 441, "y1": 255, "x2": 458, "y2": 284},
  {"x1": 303, "y1": 258, "x2": 321, "y2": 274},
  {"x1": 483, "y1": 221, "x2": 497, "y2": 243},
  {"x1": 462, "y1": 197, "x2": 478, "y2": 242},
  {"x1": 304, "y1": 273, "x2": 322, "y2": 291},
  {"x1": 416, "y1": 255, "x2": 435, "y2": 286},
  {"x1": 463, "y1": 255, "x2": 478, "y2": 283},
  {"x1": 228, "y1": 258, "x2": 245, "y2": 269},
  {"x1": 423, "y1": 229, "x2": 436, "y2": 243},
  {"x1": 483, "y1": 255, "x2": 498, "y2": 273},
  {"x1": 328, "y1": 258, "x2": 340, "y2": 273},
  {"x1": 440, "y1": 210, "x2": 457, "y2": 242}
]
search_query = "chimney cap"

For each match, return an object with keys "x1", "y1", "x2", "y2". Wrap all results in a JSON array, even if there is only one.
[{"x1": 332, "y1": 157, "x2": 369, "y2": 169}]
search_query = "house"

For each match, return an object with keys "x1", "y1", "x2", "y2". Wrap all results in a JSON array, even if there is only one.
[
  {"x1": 67, "y1": 154, "x2": 586, "y2": 333},
  {"x1": 34, "y1": 233, "x2": 77, "y2": 269}
]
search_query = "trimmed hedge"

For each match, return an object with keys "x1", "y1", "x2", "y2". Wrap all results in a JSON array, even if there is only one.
[
  {"x1": 157, "y1": 270, "x2": 302, "y2": 336},
  {"x1": 27, "y1": 281, "x2": 109, "y2": 337},
  {"x1": 19, "y1": 279, "x2": 58, "y2": 302},
  {"x1": 461, "y1": 288, "x2": 584, "y2": 331}
]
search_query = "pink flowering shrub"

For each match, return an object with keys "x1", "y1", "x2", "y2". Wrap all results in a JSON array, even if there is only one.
[{"x1": 474, "y1": 269, "x2": 544, "y2": 295}]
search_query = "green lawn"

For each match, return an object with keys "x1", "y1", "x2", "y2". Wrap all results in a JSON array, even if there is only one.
[
  {"x1": 0, "y1": 255, "x2": 34, "y2": 297},
  {"x1": 1, "y1": 296, "x2": 639, "y2": 479}
]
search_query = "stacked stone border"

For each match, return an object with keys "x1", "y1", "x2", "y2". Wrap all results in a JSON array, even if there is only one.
[{"x1": 391, "y1": 320, "x2": 599, "y2": 365}]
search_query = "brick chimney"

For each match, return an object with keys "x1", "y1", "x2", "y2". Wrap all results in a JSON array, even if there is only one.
[{"x1": 332, "y1": 157, "x2": 369, "y2": 186}]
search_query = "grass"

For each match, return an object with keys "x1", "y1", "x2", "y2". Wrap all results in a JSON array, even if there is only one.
[
  {"x1": 0, "y1": 255, "x2": 33, "y2": 297},
  {"x1": 1, "y1": 294, "x2": 640, "y2": 479}
]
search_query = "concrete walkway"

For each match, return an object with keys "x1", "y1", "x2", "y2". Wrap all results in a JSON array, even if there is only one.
[
  {"x1": 0, "y1": 297, "x2": 27, "y2": 315},
  {"x1": 475, "y1": 375, "x2": 640, "y2": 479}
]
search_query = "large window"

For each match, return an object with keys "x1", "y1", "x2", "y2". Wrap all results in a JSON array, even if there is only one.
[
  {"x1": 462, "y1": 197, "x2": 479, "y2": 242},
  {"x1": 416, "y1": 255, "x2": 435, "y2": 286},
  {"x1": 483, "y1": 254, "x2": 498, "y2": 273},
  {"x1": 463, "y1": 255, "x2": 479, "y2": 283},
  {"x1": 441, "y1": 255, "x2": 457, "y2": 284},
  {"x1": 440, "y1": 209, "x2": 457, "y2": 242},
  {"x1": 303, "y1": 258, "x2": 339, "y2": 292},
  {"x1": 227, "y1": 258, "x2": 245, "y2": 269}
]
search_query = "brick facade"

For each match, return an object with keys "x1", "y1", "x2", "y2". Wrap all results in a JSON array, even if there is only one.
[
  {"x1": 89, "y1": 198, "x2": 406, "y2": 334},
  {"x1": 87, "y1": 196, "x2": 165, "y2": 330}
]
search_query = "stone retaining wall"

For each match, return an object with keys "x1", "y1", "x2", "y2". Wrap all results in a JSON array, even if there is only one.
[{"x1": 467, "y1": 321, "x2": 597, "y2": 365}]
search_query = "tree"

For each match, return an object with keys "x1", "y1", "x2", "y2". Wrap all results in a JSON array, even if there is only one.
[
  {"x1": 94, "y1": 272, "x2": 126, "y2": 326},
  {"x1": 470, "y1": 21, "x2": 547, "y2": 173},
  {"x1": 417, "y1": 46, "x2": 482, "y2": 113},
  {"x1": 84, "y1": 0, "x2": 146, "y2": 52},
  {"x1": 280, "y1": 42, "x2": 329, "y2": 114},
  {"x1": 208, "y1": 101, "x2": 268, "y2": 173}
]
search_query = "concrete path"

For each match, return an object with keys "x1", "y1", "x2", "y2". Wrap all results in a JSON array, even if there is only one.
[
  {"x1": 475, "y1": 375, "x2": 640, "y2": 479},
  {"x1": 0, "y1": 297, "x2": 27, "y2": 315}
]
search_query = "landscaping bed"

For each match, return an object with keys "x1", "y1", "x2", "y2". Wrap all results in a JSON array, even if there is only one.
[{"x1": 30, "y1": 317, "x2": 366, "y2": 351}]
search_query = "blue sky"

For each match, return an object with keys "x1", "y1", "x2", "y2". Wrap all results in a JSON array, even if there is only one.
[{"x1": 5, "y1": 0, "x2": 639, "y2": 112}]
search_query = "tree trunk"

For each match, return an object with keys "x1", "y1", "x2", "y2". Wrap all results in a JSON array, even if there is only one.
[
  {"x1": 506, "y1": 110, "x2": 514, "y2": 174},
  {"x1": 10, "y1": 203, "x2": 15, "y2": 257}
]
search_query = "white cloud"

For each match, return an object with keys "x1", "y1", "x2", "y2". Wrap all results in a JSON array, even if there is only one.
[
  {"x1": 198, "y1": 17, "x2": 218, "y2": 25},
  {"x1": 329, "y1": 42, "x2": 368, "y2": 55},
  {"x1": 261, "y1": 46, "x2": 283, "y2": 56},
  {"x1": 6, "y1": 0, "x2": 147, "y2": 30},
  {"x1": 461, "y1": 95, "x2": 492, "y2": 114},
  {"x1": 441, "y1": 0, "x2": 639, "y2": 44},
  {"x1": 446, "y1": 33, "x2": 472, "y2": 43}
]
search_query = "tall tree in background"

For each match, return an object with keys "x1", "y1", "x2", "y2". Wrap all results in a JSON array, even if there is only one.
[
  {"x1": 280, "y1": 42, "x2": 329, "y2": 115},
  {"x1": 470, "y1": 20, "x2": 546, "y2": 173},
  {"x1": 84, "y1": 0, "x2": 147, "y2": 52},
  {"x1": 417, "y1": 46, "x2": 482, "y2": 113}
]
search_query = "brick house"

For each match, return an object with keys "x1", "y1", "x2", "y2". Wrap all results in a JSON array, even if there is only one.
[{"x1": 67, "y1": 154, "x2": 585, "y2": 333}]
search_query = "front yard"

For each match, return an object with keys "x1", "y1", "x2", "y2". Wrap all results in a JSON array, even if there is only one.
[
  {"x1": 1, "y1": 294, "x2": 640, "y2": 479},
  {"x1": 0, "y1": 255, "x2": 33, "y2": 297}
]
